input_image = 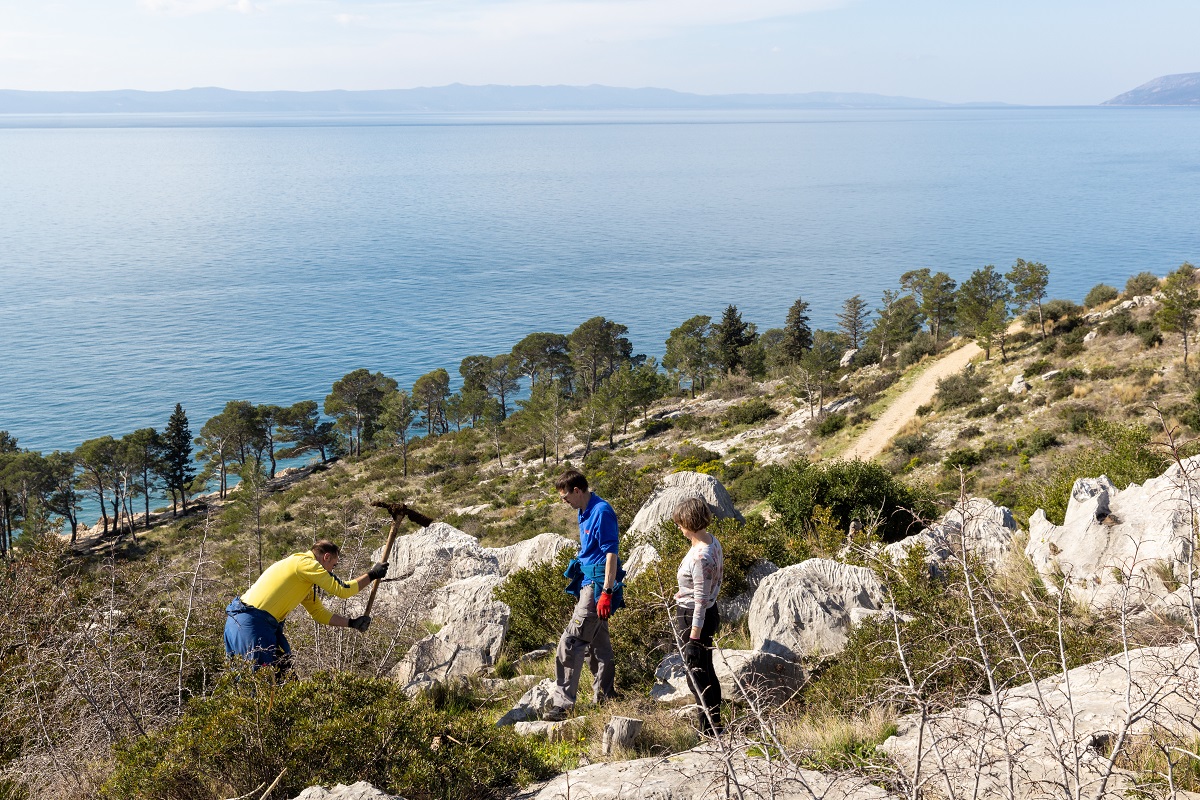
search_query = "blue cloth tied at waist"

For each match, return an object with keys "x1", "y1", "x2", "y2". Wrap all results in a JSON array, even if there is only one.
[{"x1": 564, "y1": 557, "x2": 626, "y2": 612}]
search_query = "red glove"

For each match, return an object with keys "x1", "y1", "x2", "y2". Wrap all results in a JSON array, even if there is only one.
[{"x1": 595, "y1": 589, "x2": 612, "y2": 620}]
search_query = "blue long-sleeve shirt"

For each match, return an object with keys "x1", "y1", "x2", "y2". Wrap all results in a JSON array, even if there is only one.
[{"x1": 577, "y1": 493, "x2": 619, "y2": 585}]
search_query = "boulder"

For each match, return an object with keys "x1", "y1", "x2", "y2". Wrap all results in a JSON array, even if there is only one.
[
  {"x1": 1008, "y1": 375, "x2": 1031, "y2": 394},
  {"x1": 497, "y1": 677, "x2": 560, "y2": 726},
  {"x1": 1083, "y1": 329, "x2": 1098, "y2": 343},
  {"x1": 368, "y1": 523, "x2": 499, "y2": 620},
  {"x1": 883, "y1": 497, "x2": 1016, "y2": 573},
  {"x1": 627, "y1": 472, "x2": 744, "y2": 541},
  {"x1": 390, "y1": 617, "x2": 509, "y2": 687},
  {"x1": 840, "y1": 348, "x2": 859, "y2": 368},
  {"x1": 1025, "y1": 459, "x2": 1200, "y2": 610},
  {"x1": 487, "y1": 533, "x2": 575, "y2": 577},
  {"x1": 513, "y1": 718, "x2": 587, "y2": 743},
  {"x1": 291, "y1": 782, "x2": 402, "y2": 800},
  {"x1": 652, "y1": 647, "x2": 806, "y2": 705},
  {"x1": 428, "y1": 574, "x2": 506, "y2": 626},
  {"x1": 516, "y1": 744, "x2": 893, "y2": 799},
  {"x1": 623, "y1": 543, "x2": 660, "y2": 582},
  {"x1": 881, "y1": 643, "x2": 1199, "y2": 800},
  {"x1": 748, "y1": 559, "x2": 886, "y2": 659}
]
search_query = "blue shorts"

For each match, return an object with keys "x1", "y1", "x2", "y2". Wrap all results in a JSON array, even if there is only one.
[{"x1": 224, "y1": 597, "x2": 291, "y2": 670}]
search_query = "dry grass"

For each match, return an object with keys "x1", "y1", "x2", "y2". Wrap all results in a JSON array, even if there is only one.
[
  {"x1": 774, "y1": 706, "x2": 899, "y2": 771},
  {"x1": 1114, "y1": 383, "x2": 1144, "y2": 404}
]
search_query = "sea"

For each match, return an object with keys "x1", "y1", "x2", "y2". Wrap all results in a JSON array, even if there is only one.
[{"x1": 2, "y1": 107, "x2": 1199, "y2": 466}]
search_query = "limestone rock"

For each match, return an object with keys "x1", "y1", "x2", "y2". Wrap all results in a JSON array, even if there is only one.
[
  {"x1": 517, "y1": 744, "x2": 893, "y2": 799},
  {"x1": 1025, "y1": 459, "x2": 1200, "y2": 610},
  {"x1": 748, "y1": 559, "x2": 885, "y2": 659},
  {"x1": 290, "y1": 782, "x2": 402, "y2": 800},
  {"x1": 368, "y1": 523, "x2": 499, "y2": 620},
  {"x1": 428, "y1": 574, "x2": 506, "y2": 626},
  {"x1": 881, "y1": 643, "x2": 1199, "y2": 800},
  {"x1": 497, "y1": 677, "x2": 559, "y2": 726},
  {"x1": 1008, "y1": 375, "x2": 1031, "y2": 394},
  {"x1": 840, "y1": 348, "x2": 859, "y2": 368},
  {"x1": 623, "y1": 543, "x2": 660, "y2": 582},
  {"x1": 883, "y1": 497, "x2": 1016, "y2": 573},
  {"x1": 391, "y1": 617, "x2": 508, "y2": 687},
  {"x1": 513, "y1": 718, "x2": 587, "y2": 743},
  {"x1": 652, "y1": 647, "x2": 806, "y2": 705},
  {"x1": 1083, "y1": 329, "x2": 1098, "y2": 343},
  {"x1": 627, "y1": 472, "x2": 744, "y2": 541},
  {"x1": 487, "y1": 533, "x2": 575, "y2": 577}
]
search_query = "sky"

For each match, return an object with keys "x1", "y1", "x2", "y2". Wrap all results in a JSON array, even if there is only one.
[{"x1": 2, "y1": 0, "x2": 1198, "y2": 104}]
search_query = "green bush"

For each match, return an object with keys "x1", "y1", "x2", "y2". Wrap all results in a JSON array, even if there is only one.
[
  {"x1": 892, "y1": 433, "x2": 931, "y2": 457},
  {"x1": 897, "y1": 332, "x2": 937, "y2": 368},
  {"x1": 103, "y1": 672, "x2": 564, "y2": 800},
  {"x1": 1025, "y1": 358, "x2": 1053, "y2": 376},
  {"x1": 958, "y1": 425, "x2": 983, "y2": 440},
  {"x1": 725, "y1": 398, "x2": 779, "y2": 426},
  {"x1": 1101, "y1": 311, "x2": 1136, "y2": 337},
  {"x1": 1040, "y1": 298, "x2": 1082, "y2": 323},
  {"x1": 641, "y1": 419, "x2": 673, "y2": 438},
  {"x1": 1125, "y1": 271, "x2": 1160, "y2": 297},
  {"x1": 935, "y1": 369, "x2": 986, "y2": 409},
  {"x1": 726, "y1": 463, "x2": 781, "y2": 503},
  {"x1": 813, "y1": 413, "x2": 848, "y2": 437},
  {"x1": 768, "y1": 459, "x2": 935, "y2": 543},
  {"x1": 965, "y1": 398, "x2": 1002, "y2": 419},
  {"x1": 1084, "y1": 283, "x2": 1119, "y2": 308},
  {"x1": 494, "y1": 550, "x2": 577, "y2": 658},
  {"x1": 943, "y1": 448, "x2": 982, "y2": 470},
  {"x1": 589, "y1": 458, "x2": 656, "y2": 528}
]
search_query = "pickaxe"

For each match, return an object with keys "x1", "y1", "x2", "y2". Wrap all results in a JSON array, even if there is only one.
[{"x1": 363, "y1": 501, "x2": 435, "y2": 617}]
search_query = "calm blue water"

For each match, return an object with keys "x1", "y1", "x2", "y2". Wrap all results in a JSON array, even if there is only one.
[{"x1": 2, "y1": 108, "x2": 1199, "y2": 458}]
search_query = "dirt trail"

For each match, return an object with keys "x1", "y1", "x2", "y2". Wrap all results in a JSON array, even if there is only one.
[{"x1": 846, "y1": 340, "x2": 982, "y2": 462}]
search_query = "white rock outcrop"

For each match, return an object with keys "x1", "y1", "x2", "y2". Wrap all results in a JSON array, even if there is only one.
[
  {"x1": 627, "y1": 471, "x2": 744, "y2": 541},
  {"x1": 882, "y1": 643, "x2": 1199, "y2": 800},
  {"x1": 1008, "y1": 375, "x2": 1031, "y2": 394},
  {"x1": 651, "y1": 647, "x2": 806, "y2": 705},
  {"x1": 718, "y1": 559, "x2": 778, "y2": 622},
  {"x1": 517, "y1": 744, "x2": 893, "y2": 799},
  {"x1": 748, "y1": 559, "x2": 886, "y2": 659},
  {"x1": 623, "y1": 543, "x2": 660, "y2": 582},
  {"x1": 291, "y1": 782, "x2": 402, "y2": 800},
  {"x1": 1025, "y1": 458, "x2": 1200, "y2": 610},
  {"x1": 368, "y1": 523, "x2": 574, "y2": 689},
  {"x1": 884, "y1": 497, "x2": 1017, "y2": 573}
]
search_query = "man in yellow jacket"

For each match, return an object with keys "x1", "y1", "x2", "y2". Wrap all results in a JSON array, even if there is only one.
[{"x1": 224, "y1": 539, "x2": 388, "y2": 671}]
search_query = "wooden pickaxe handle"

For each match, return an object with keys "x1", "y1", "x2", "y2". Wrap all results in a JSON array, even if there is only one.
[{"x1": 364, "y1": 502, "x2": 406, "y2": 618}]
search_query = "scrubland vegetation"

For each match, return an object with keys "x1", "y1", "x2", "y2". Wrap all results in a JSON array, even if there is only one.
[{"x1": 5, "y1": 259, "x2": 1200, "y2": 798}]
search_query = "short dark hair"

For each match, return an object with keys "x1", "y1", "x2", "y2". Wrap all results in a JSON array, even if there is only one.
[
  {"x1": 312, "y1": 540, "x2": 340, "y2": 558},
  {"x1": 672, "y1": 497, "x2": 713, "y2": 532},
  {"x1": 554, "y1": 469, "x2": 588, "y2": 494}
]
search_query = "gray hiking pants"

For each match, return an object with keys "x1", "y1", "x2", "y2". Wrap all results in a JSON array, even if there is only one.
[{"x1": 553, "y1": 583, "x2": 616, "y2": 708}]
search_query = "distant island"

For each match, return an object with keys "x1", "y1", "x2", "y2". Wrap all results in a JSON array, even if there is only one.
[
  {"x1": 1104, "y1": 72, "x2": 1200, "y2": 105},
  {"x1": 0, "y1": 84, "x2": 1001, "y2": 114}
]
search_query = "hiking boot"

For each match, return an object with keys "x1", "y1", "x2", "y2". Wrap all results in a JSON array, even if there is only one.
[{"x1": 541, "y1": 705, "x2": 569, "y2": 722}]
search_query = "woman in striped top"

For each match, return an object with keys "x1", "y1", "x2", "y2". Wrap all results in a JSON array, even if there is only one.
[{"x1": 672, "y1": 496, "x2": 724, "y2": 735}]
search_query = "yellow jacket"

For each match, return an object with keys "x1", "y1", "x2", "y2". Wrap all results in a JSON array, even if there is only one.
[{"x1": 241, "y1": 551, "x2": 360, "y2": 624}]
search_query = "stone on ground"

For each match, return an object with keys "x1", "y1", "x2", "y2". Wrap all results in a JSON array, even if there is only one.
[
  {"x1": 290, "y1": 782, "x2": 402, "y2": 800},
  {"x1": 881, "y1": 643, "x2": 1199, "y2": 800},
  {"x1": 497, "y1": 677, "x2": 560, "y2": 726},
  {"x1": 1025, "y1": 457, "x2": 1200, "y2": 610},
  {"x1": 516, "y1": 744, "x2": 894, "y2": 799},
  {"x1": 748, "y1": 559, "x2": 885, "y2": 659},
  {"x1": 627, "y1": 472, "x2": 743, "y2": 541}
]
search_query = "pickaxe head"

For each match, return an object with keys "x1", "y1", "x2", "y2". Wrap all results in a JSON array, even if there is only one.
[{"x1": 371, "y1": 500, "x2": 409, "y2": 522}]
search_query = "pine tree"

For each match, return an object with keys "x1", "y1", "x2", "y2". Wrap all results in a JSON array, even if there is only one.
[
  {"x1": 162, "y1": 403, "x2": 195, "y2": 515},
  {"x1": 782, "y1": 297, "x2": 813, "y2": 363},
  {"x1": 1006, "y1": 258, "x2": 1051, "y2": 339},
  {"x1": 712, "y1": 305, "x2": 755, "y2": 373},
  {"x1": 1157, "y1": 262, "x2": 1200, "y2": 376},
  {"x1": 837, "y1": 295, "x2": 870, "y2": 349}
]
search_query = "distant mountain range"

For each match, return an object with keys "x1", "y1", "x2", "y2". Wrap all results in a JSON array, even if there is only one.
[
  {"x1": 1104, "y1": 73, "x2": 1200, "y2": 106},
  {"x1": 0, "y1": 84, "x2": 992, "y2": 114}
]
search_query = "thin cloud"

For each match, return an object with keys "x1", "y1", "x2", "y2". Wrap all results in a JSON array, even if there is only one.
[{"x1": 140, "y1": 0, "x2": 261, "y2": 14}]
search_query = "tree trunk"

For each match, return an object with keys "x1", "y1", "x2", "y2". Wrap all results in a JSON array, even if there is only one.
[{"x1": 142, "y1": 465, "x2": 151, "y2": 529}]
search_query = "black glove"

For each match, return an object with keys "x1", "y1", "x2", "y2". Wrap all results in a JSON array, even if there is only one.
[
  {"x1": 347, "y1": 615, "x2": 371, "y2": 633},
  {"x1": 367, "y1": 562, "x2": 389, "y2": 581},
  {"x1": 683, "y1": 638, "x2": 704, "y2": 665}
]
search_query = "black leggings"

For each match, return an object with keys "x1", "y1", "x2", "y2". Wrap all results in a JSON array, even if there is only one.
[{"x1": 675, "y1": 604, "x2": 721, "y2": 731}]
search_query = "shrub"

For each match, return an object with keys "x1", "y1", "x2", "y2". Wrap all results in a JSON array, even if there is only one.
[
  {"x1": 965, "y1": 398, "x2": 1003, "y2": 419},
  {"x1": 1040, "y1": 298, "x2": 1082, "y2": 323},
  {"x1": 943, "y1": 448, "x2": 982, "y2": 470},
  {"x1": 589, "y1": 458, "x2": 656, "y2": 526},
  {"x1": 892, "y1": 433, "x2": 931, "y2": 457},
  {"x1": 768, "y1": 459, "x2": 935, "y2": 543},
  {"x1": 727, "y1": 463, "x2": 781, "y2": 503},
  {"x1": 725, "y1": 398, "x2": 779, "y2": 426},
  {"x1": 1138, "y1": 325, "x2": 1163, "y2": 349},
  {"x1": 671, "y1": 413, "x2": 705, "y2": 431},
  {"x1": 103, "y1": 671, "x2": 563, "y2": 800},
  {"x1": 494, "y1": 550, "x2": 577, "y2": 657},
  {"x1": 852, "y1": 371, "x2": 900, "y2": 406},
  {"x1": 813, "y1": 413, "x2": 848, "y2": 437},
  {"x1": 1084, "y1": 283, "x2": 1119, "y2": 308},
  {"x1": 1022, "y1": 431, "x2": 1060, "y2": 456},
  {"x1": 1125, "y1": 271, "x2": 1160, "y2": 297},
  {"x1": 958, "y1": 425, "x2": 983, "y2": 440},
  {"x1": 935, "y1": 369, "x2": 986, "y2": 409},
  {"x1": 1025, "y1": 358, "x2": 1053, "y2": 376},
  {"x1": 641, "y1": 419, "x2": 673, "y2": 438},
  {"x1": 897, "y1": 332, "x2": 937, "y2": 368},
  {"x1": 1101, "y1": 311, "x2": 1136, "y2": 337}
]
